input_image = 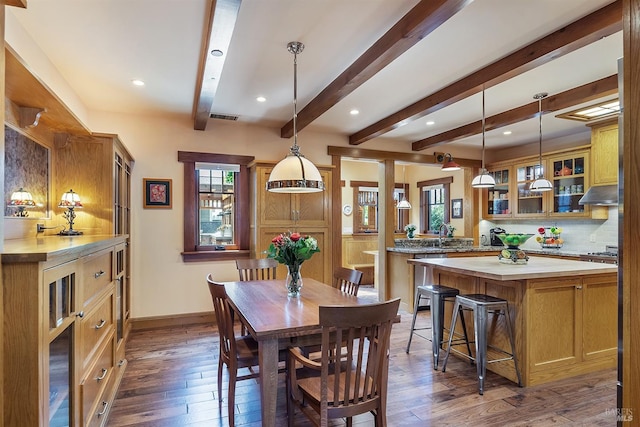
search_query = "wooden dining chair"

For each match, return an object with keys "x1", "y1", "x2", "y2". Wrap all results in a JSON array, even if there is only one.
[
  {"x1": 287, "y1": 298, "x2": 400, "y2": 427},
  {"x1": 235, "y1": 258, "x2": 278, "y2": 281},
  {"x1": 206, "y1": 274, "x2": 284, "y2": 426},
  {"x1": 333, "y1": 267, "x2": 363, "y2": 296}
]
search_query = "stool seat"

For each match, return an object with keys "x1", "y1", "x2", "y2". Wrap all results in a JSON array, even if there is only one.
[
  {"x1": 406, "y1": 284, "x2": 471, "y2": 370},
  {"x1": 442, "y1": 293, "x2": 522, "y2": 395}
]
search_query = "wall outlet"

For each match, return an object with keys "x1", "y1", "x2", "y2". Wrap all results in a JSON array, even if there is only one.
[{"x1": 590, "y1": 233, "x2": 597, "y2": 243}]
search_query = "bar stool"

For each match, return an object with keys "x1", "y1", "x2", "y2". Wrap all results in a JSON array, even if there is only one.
[
  {"x1": 442, "y1": 294, "x2": 522, "y2": 395},
  {"x1": 406, "y1": 285, "x2": 471, "y2": 370}
]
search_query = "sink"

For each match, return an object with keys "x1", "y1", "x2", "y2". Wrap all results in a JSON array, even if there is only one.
[{"x1": 394, "y1": 237, "x2": 473, "y2": 249}]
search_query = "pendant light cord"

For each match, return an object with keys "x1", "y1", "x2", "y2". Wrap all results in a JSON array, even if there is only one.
[
  {"x1": 534, "y1": 92, "x2": 548, "y2": 179},
  {"x1": 481, "y1": 88, "x2": 486, "y2": 171}
]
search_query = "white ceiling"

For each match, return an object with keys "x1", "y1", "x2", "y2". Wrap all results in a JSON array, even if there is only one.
[{"x1": 7, "y1": 0, "x2": 621, "y2": 153}]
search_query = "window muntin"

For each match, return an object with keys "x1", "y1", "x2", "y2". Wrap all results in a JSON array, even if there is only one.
[{"x1": 197, "y1": 164, "x2": 239, "y2": 247}]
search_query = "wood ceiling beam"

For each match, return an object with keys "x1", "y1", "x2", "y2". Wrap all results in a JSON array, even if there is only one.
[
  {"x1": 193, "y1": 0, "x2": 241, "y2": 131},
  {"x1": 279, "y1": 0, "x2": 473, "y2": 139},
  {"x1": 350, "y1": 0, "x2": 622, "y2": 145},
  {"x1": 412, "y1": 74, "x2": 619, "y2": 151}
]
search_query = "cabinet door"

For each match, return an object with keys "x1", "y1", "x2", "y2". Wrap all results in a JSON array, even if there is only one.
[
  {"x1": 548, "y1": 151, "x2": 589, "y2": 218},
  {"x1": 294, "y1": 169, "x2": 332, "y2": 225},
  {"x1": 259, "y1": 228, "x2": 330, "y2": 284},
  {"x1": 591, "y1": 123, "x2": 619, "y2": 186},
  {"x1": 528, "y1": 279, "x2": 582, "y2": 374},
  {"x1": 582, "y1": 276, "x2": 617, "y2": 361},
  {"x1": 483, "y1": 167, "x2": 512, "y2": 218},
  {"x1": 257, "y1": 168, "x2": 295, "y2": 225},
  {"x1": 514, "y1": 161, "x2": 547, "y2": 217}
]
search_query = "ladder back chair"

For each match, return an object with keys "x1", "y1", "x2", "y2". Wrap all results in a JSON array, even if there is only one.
[
  {"x1": 235, "y1": 258, "x2": 278, "y2": 281},
  {"x1": 333, "y1": 267, "x2": 363, "y2": 296},
  {"x1": 287, "y1": 298, "x2": 400, "y2": 427}
]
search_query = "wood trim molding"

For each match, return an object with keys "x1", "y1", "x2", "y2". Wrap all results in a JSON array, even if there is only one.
[{"x1": 327, "y1": 145, "x2": 481, "y2": 168}]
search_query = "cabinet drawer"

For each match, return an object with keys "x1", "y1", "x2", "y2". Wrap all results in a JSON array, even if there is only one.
[
  {"x1": 82, "y1": 249, "x2": 113, "y2": 307},
  {"x1": 80, "y1": 294, "x2": 114, "y2": 369},
  {"x1": 81, "y1": 338, "x2": 115, "y2": 427}
]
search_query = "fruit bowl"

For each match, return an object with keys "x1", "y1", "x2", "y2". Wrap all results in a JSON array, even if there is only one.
[{"x1": 496, "y1": 233, "x2": 535, "y2": 249}]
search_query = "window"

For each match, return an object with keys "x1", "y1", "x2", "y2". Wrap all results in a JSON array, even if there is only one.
[
  {"x1": 419, "y1": 177, "x2": 452, "y2": 234},
  {"x1": 350, "y1": 180, "x2": 408, "y2": 233},
  {"x1": 178, "y1": 151, "x2": 254, "y2": 261}
]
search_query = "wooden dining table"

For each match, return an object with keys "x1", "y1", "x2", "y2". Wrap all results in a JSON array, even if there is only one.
[{"x1": 222, "y1": 277, "x2": 373, "y2": 427}]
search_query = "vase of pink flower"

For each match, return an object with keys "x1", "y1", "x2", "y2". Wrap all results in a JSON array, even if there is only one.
[{"x1": 266, "y1": 231, "x2": 320, "y2": 297}]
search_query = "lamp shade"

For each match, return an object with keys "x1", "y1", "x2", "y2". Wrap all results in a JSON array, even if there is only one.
[
  {"x1": 529, "y1": 178, "x2": 553, "y2": 192},
  {"x1": 471, "y1": 171, "x2": 496, "y2": 188},
  {"x1": 58, "y1": 189, "x2": 83, "y2": 207},
  {"x1": 9, "y1": 188, "x2": 36, "y2": 207},
  {"x1": 440, "y1": 153, "x2": 461, "y2": 171},
  {"x1": 266, "y1": 153, "x2": 324, "y2": 193},
  {"x1": 397, "y1": 198, "x2": 412, "y2": 209}
]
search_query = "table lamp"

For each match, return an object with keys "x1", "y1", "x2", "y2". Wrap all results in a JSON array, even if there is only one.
[
  {"x1": 8, "y1": 188, "x2": 36, "y2": 217},
  {"x1": 58, "y1": 189, "x2": 83, "y2": 235}
]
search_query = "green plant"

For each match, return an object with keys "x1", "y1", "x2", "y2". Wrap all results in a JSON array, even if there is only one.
[{"x1": 265, "y1": 231, "x2": 320, "y2": 268}]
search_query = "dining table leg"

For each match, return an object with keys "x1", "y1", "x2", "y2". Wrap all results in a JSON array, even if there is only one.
[{"x1": 258, "y1": 338, "x2": 279, "y2": 427}]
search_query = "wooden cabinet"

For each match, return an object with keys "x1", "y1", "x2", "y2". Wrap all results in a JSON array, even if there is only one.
[
  {"x1": 498, "y1": 149, "x2": 591, "y2": 219},
  {"x1": 589, "y1": 121, "x2": 619, "y2": 186},
  {"x1": 250, "y1": 162, "x2": 333, "y2": 284},
  {"x1": 2, "y1": 236, "x2": 127, "y2": 427},
  {"x1": 483, "y1": 166, "x2": 512, "y2": 218},
  {"x1": 526, "y1": 274, "x2": 617, "y2": 382}
]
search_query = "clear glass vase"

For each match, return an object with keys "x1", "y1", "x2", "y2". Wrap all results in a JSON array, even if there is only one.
[{"x1": 285, "y1": 264, "x2": 303, "y2": 297}]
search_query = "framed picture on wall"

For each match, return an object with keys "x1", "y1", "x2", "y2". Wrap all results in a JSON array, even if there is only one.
[
  {"x1": 143, "y1": 178, "x2": 172, "y2": 209},
  {"x1": 451, "y1": 198, "x2": 463, "y2": 219}
]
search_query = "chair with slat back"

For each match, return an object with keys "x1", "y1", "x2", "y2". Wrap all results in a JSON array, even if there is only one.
[
  {"x1": 333, "y1": 267, "x2": 363, "y2": 296},
  {"x1": 287, "y1": 298, "x2": 400, "y2": 427},
  {"x1": 236, "y1": 258, "x2": 278, "y2": 281},
  {"x1": 206, "y1": 274, "x2": 262, "y2": 426}
]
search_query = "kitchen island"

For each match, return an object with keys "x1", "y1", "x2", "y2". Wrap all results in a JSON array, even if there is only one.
[{"x1": 409, "y1": 256, "x2": 617, "y2": 386}]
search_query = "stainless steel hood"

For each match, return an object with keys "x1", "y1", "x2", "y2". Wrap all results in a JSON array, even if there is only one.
[{"x1": 578, "y1": 184, "x2": 618, "y2": 205}]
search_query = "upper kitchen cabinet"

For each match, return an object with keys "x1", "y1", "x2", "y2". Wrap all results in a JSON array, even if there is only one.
[
  {"x1": 504, "y1": 148, "x2": 591, "y2": 219},
  {"x1": 251, "y1": 162, "x2": 332, "y2": 227},
  {"x1": 589, "y1": 120, "x2": 619, "y2": 186},
  {"x1": 483, "y1": 165, "x2": 513, "y2": 219}
]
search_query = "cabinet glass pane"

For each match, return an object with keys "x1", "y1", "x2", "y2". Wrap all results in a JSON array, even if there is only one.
[
  {"x1": 552, "y1": 156, "x2": 586, "y2": 214},
  {"x1": 486, "y1": 169, "x2": 510, "y2": 216},
  {"x1": 49, "y1": 274, "x2": 74, "y2": 330},
  {"x1": 197, "y1": 166, "x2": 237, "y2": 247},
  {"x1": 516, "y1": 164, "x2": 544, "y2": 214},
  {"x1": 49, "y1": 325, "x2": 72, "y2": 427}
]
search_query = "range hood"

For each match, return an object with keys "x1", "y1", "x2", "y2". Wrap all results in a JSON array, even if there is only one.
[{"x1": 578, "y1": 184, "x2": 618, "y2": 206}]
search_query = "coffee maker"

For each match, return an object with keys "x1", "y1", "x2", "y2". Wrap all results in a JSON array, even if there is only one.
[{"x1": 490, "y1": 227, "x2": 506, "y2": 246}]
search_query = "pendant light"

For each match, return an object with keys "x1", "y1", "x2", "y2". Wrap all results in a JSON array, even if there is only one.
[
  {"x1": 529, "y1": 92, "x2": 553, "y2": 192},
  {"x1": 397, "y1": 165, "x2": 412, "y2": 209},
  {"x1": 266, "y1": 41, "x2": 324, "y2": 193},
  {"x1": 472, "y1": 88, "x2": 496, "y2": 188},
  {"x1": 440, "y1": 153, "x2": 461, "y2": 171}
]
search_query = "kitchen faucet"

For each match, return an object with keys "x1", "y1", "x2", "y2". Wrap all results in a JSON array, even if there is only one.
[{"x1": 438, "y1": 223, "x2": 449, "y2": 246}]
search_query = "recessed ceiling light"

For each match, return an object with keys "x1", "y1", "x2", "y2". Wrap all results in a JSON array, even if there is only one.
[
  {"x1": 503, "y1": 130, "x2": 512, "y2": 135},
  {"x1": 211, "y1": 49, "x2": 224, "y2": 57},
  {"x1": 556, "y1": 99, "x2": 620, "y2": 121},
  {"x1": 350, "y1": 109, "x2": 359, "y2": 115},
  {"x1": 256, "y1": 96, "x2": 266, "y2": 103},
  {"x1": 426, "y1": 121, "x2": 435, "y2": 126},
  {"x1": 131, "y1": 79, "x2": 145, "y2": 86}
]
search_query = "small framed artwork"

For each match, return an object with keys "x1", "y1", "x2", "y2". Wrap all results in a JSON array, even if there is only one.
[
  {"x1": 451, "y1": 198, "x2": 463, "y2": 219},
  {"x1": 144, "y1": 178, "x2": 172, "y2": 209}
]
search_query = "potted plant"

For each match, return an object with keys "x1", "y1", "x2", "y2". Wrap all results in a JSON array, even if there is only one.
[{"x1": 404, "y1": 223, "x2": 417, "y2": 239}]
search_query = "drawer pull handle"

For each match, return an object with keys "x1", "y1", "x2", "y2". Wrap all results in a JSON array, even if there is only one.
[
  {"x1": 95, "y1": 319, "x2": 106, "y2": 329},
  {"x1": 118, "y1": 359, "x2": 126, "y2": 367},
  {"x1": 96, "y1": 368, "x2": 108, "y2": 381},
  {"x1": 76, "y1": 311, "x2": 85, "y2": 319},
  {"x1": 576, "y1": 285, "x2": 583, "y2": 290},
  {"x1": 95, "y1": 270, "x2": 106, "y2": 279},
  {"x1": 97, "y1": 401, "x2": 108, "y2": 417}
]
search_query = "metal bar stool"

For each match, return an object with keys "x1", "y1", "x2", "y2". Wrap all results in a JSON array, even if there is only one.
[
  {"x1": 442, "y1": 293, "x2": 523, "y2": 395},
  {"x1": 406, "y1": 284, "x2": 472, "y2": 370}
]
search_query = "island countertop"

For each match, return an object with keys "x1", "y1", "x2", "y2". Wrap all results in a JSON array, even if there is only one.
[{"x1": 408, "y1": 255, "x2": 616, "y2": 281}]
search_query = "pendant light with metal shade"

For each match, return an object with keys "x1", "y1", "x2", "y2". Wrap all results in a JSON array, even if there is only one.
[
  {"x1": 266, "y1": 42, "x2": 324, "y2": 193},
  {"x1": 397, "y1": 165, "x2": 412, "y2": 209},
  {"x1": 529, "y1": 92, "x2": 553, "y2": 192},
  {"x1": 472, "y1": 88, "x2": 496, "y2": 188}
]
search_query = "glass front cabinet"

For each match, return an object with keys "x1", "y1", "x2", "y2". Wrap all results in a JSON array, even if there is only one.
[
  {"x1": 483, "y1": 166, "x2": 512, "y2": 219},
  {"x1": 548, "y1": 150, "x2": 589, "y2": 217}
]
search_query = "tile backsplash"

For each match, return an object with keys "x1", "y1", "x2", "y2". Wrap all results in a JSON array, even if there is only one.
[{"x1": 480, "y1": 206, "x2": 618, "y2": 253}]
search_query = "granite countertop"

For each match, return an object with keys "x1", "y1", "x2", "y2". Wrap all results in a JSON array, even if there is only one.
[
  {"x1": 408, "y1": 256, "x2": 617, "y2": 281},
  {"x1": 387, "y1": 245, "x2": 583, "y2": 257}
]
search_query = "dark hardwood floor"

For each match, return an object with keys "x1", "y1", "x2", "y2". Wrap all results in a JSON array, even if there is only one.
[{"x1": 108, "y1": 290, "x2": 618, "y2": 426}]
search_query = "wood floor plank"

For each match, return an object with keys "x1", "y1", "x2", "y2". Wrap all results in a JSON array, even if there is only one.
[{"x1": 107, "y1": 301, "x2": 618, "y2": 426}]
